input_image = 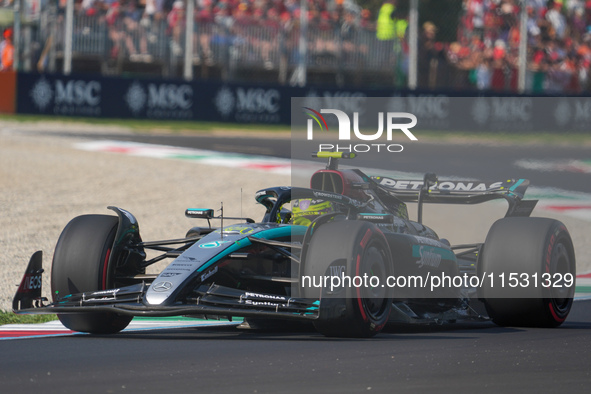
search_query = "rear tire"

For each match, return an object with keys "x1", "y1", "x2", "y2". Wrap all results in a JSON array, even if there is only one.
[
  {"x1": 479, "y1": 217, "x2": 575, "y2": 328},
  {"x1": 51, "y1": 215, "x2": 132, "y2": 334},
  {"x1": 302, "y1": 221, "x2": 392, "y2": 338}
]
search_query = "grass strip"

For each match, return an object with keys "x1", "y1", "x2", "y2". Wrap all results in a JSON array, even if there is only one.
[
  {"x1": 0, "y1": 114, "x2": 288, "y2": 134},
  {"x1": 0, "y1": 310, "x2": 57, "y2": 325}
]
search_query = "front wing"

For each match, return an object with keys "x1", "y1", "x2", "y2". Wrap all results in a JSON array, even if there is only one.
[{"x1": 13, "y1": 251, "x2": 319, "y2": 321}]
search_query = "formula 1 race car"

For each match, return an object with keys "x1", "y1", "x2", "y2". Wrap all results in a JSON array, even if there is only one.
[{"x1": 13, "y1": 152, "x2": 576, "y2": 337}]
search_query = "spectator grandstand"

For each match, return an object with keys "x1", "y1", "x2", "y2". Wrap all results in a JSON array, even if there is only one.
[
  {"x1": 453, "y1": 0, "x2": 591, "y2": 93},
  {"x1": 1, "y1": 0, "x2": 590, "y2": 93}
]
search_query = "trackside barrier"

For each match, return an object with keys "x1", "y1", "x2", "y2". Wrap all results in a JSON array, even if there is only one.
[
  {"x1": 15, "y1": 72, "x2": 591, "y2": 133},
  {"x1": 0, "y1": 71, "x2": 16, "y2": 114}
]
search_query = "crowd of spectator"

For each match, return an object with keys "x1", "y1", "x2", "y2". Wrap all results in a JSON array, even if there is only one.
[
  {"x1": 68, "y1": 0, "x2": 368, "y2": 63},
  {"x1": 429, "y1": 0, "x2": 591, "y2": 93},
  {"x1": 68, "y1": 0, "x2": 591, "y2": 93},
  {"x1": 4, "y1": 0, "x2": 591, "y2": 93}
]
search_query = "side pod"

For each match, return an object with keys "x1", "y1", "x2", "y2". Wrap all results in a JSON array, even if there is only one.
[{"x1": 13, "y1": 251, "x2": 44, "y2": 312}]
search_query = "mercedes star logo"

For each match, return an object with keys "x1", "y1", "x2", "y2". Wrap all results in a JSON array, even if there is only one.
[{"x1": 152, "y1": 281, "x2": 173, "y2": 292}]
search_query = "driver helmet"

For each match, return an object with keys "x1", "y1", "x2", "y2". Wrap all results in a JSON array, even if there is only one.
[{"x1": 291, "y1": 199, "x2": 335, "y2": 226}]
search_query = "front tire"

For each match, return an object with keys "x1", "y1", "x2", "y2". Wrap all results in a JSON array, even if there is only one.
[
  {"x1": 302, "y1": 221, "x2": 392, "y2": 338},
  {"x1": 479, "y1": 217, "x2": 576, "y2": 328},
  {"x1": 51, "y1": 215, "x2": 132, "y2": 334}
]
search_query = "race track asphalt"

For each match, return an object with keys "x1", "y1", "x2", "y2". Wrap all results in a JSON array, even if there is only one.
[
  {"x1": 2, "y1": 128, "x2": 589, "y2": 393},
  {"x1": 1, "y1": 299, "x2": 590, "y2": 393}
]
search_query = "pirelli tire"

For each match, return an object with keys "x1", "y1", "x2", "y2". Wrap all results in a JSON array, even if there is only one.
[
  {"x1": 302, "y1": 220, "x2": 393, "y2": 338},
  {"x1": 51, "y1": 215, "x2": 133, "y2": 334},
  {"x1": 478, "y1": 217, "x2": 576, "y2": 328}
]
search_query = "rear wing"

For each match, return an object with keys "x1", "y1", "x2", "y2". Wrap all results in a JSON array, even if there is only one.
[{"x1": 370, "y1": 176, "x2": 538, "y2": 218}]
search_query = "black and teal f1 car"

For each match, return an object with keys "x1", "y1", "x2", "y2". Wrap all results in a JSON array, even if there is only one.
[{"x1": 13, "y1": 152, "x2": 576, "y2": 337}]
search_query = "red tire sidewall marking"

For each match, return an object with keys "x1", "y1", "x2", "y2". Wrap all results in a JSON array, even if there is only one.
[{"x1": 355, "y1": 254, "x2": 368, "y2": 322}]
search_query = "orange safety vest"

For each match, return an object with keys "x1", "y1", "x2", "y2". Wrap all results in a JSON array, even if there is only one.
[{"x1": 1, "y1": 42, "x2": 14, "y2": 71}]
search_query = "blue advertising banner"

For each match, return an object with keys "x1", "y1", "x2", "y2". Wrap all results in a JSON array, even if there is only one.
[
  {"x1": 19, "y1": 73, "x2": 105, "y2": 117},
  {"x1": 18, "y1": 73, "x2": 200, "y2": 120},
  {"x1": 15, "y1": 72, "x2": 591, "y2": 133},
  {"x1": 16, "y1": 73, "x2": 298, "y2": 124}
]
